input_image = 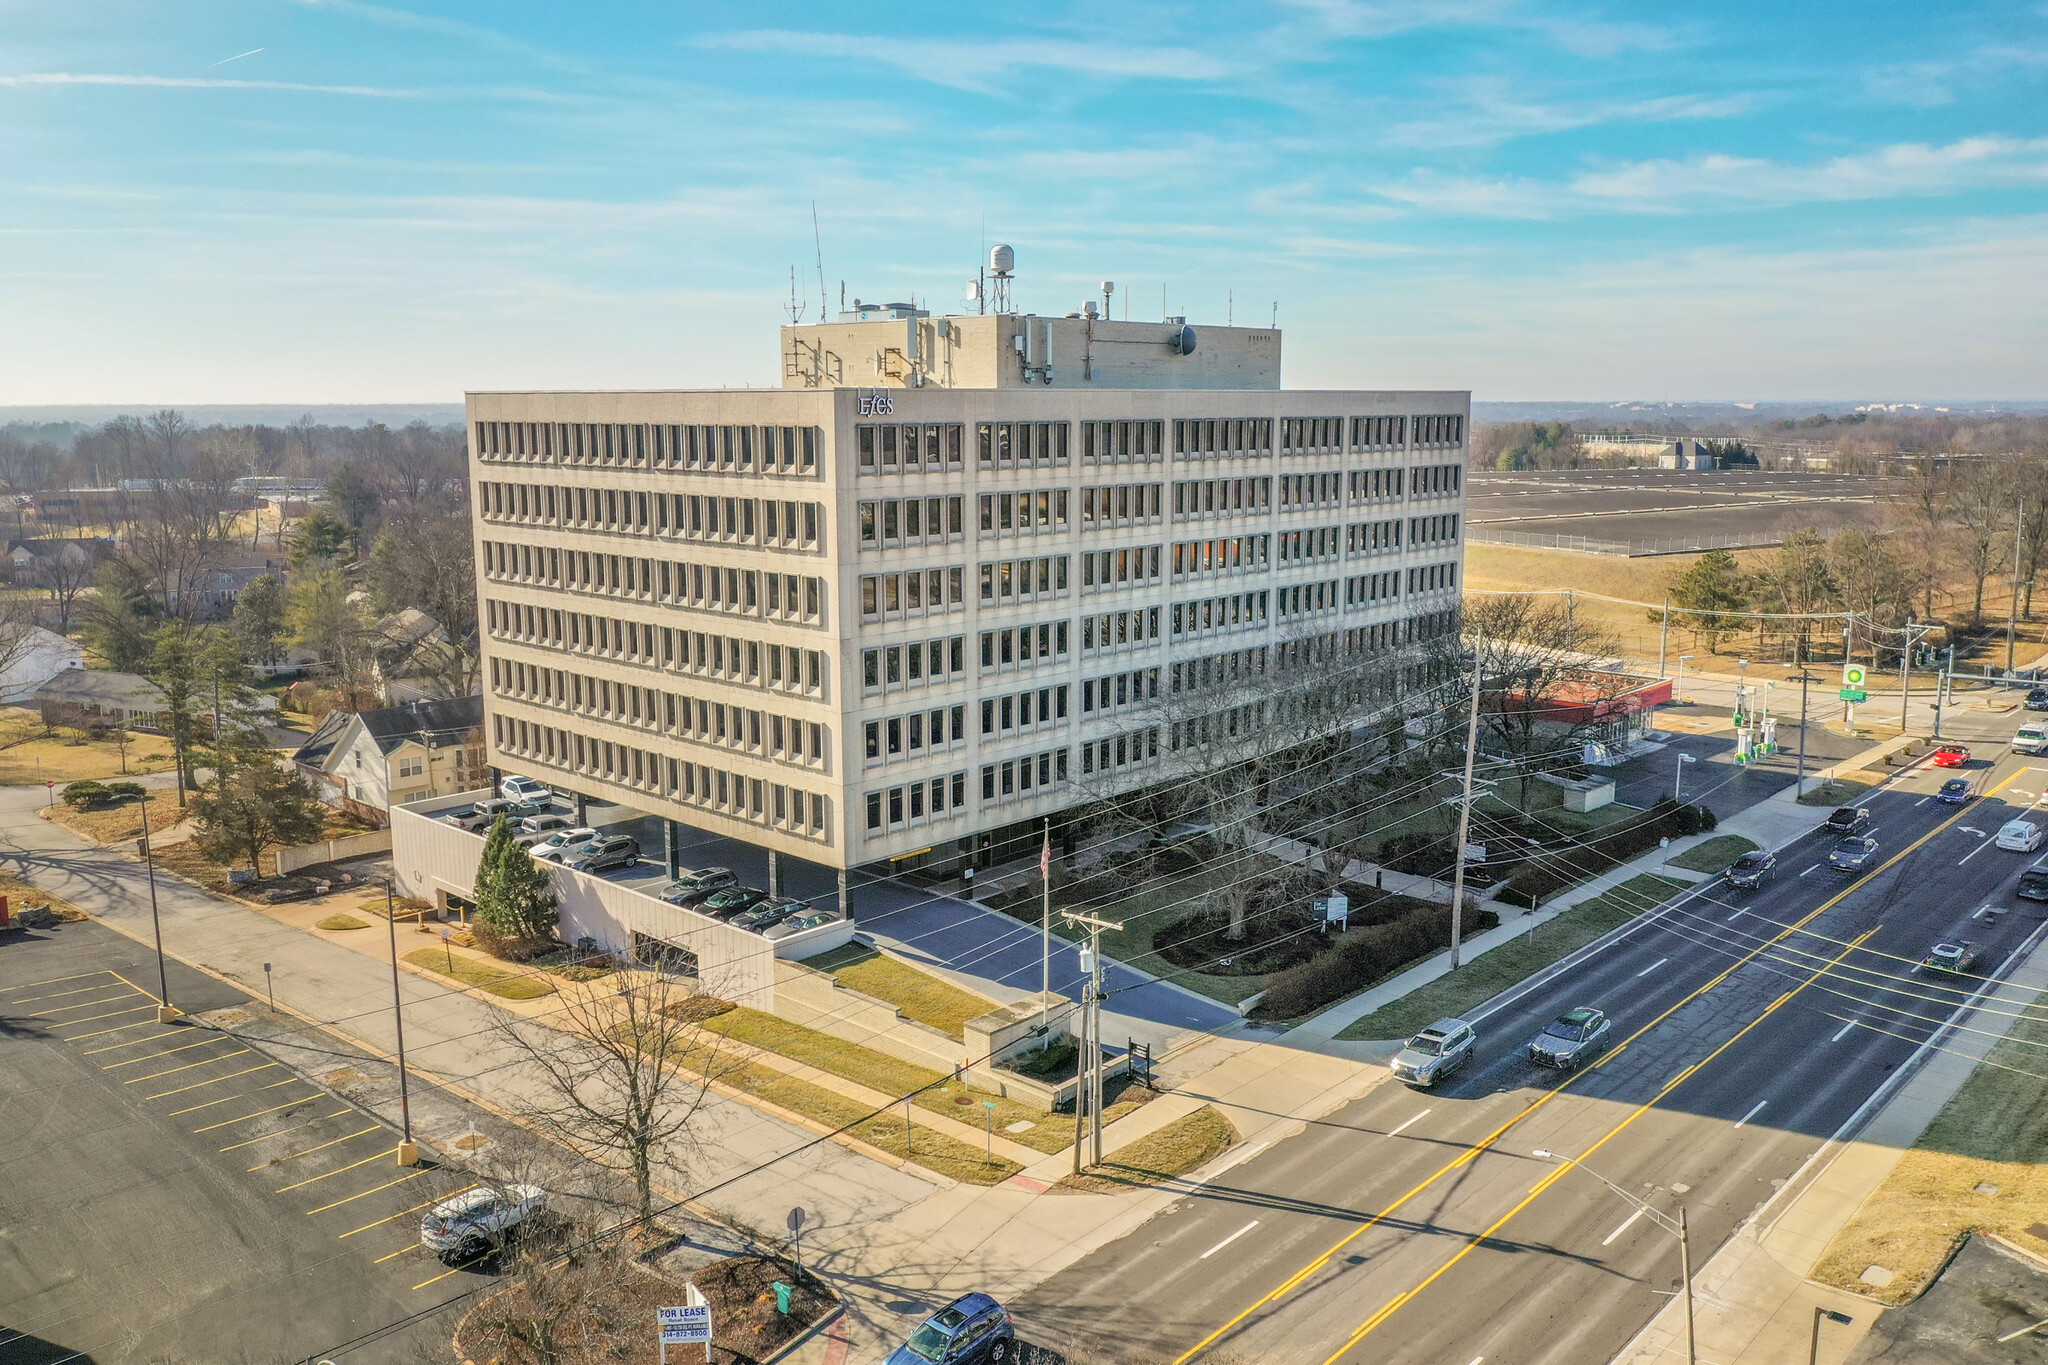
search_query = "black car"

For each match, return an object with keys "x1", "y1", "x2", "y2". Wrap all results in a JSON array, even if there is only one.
[
  {"x1": 729, "y1": 896, "x2": 809, "y2": 933},
  {"x1": 1823, "y1": 806, "x2": 1872, "y2": 836},
  {"x1": 884, "y1": 1293, "x2": 1014, "y2": 1365},
  {"x1": 1827, "y1": 835, "x2": 1878, "y2": 872},
  {"x1": 569, "y1": 835, "x2": 640, "y2": 873},
  {"x1": 697, "y1": 885, "x2": 771, "y2": 919},
  {"x1": 657, "y1": 867, "x2": 737, "y2": 906},
  {"x1": 1936, "y1": 778, "x2": 1972, "y2": 805},
  {"x1": 2027, "y1": 688, "x2": 2048, "y2": 711},
  {"x1": 2018, "y1": 868, "x2": 2048, "y2": 902},
  {"x1": 1725, "y1": 850, "x2": 1775, "y2": 889}
]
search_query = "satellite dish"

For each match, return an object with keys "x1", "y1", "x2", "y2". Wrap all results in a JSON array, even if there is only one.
[{"x1": 1171, "y1": 325, "x2": 1198, "y2": 356}]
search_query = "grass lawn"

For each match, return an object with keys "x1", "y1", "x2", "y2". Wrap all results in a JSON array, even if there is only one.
[
  {"x1": 1668, "y1": 834, "x2": 1758, "y2": 874},
  {"x1": 0, "y1": 870, "x2": 88, "y2": 922},
  {"x1": 0, "y1": 707, "x2": 175, "y2": 785},
  {"x1": 717, "y1": 1058, "x2": 1022, "y2": 1184},
  {"x1": 831, "y1": 953, "x2": 998, "y2": 1038},
  {"x1": 699, "y1": 1005, "x2": 1144, "y2": 1155},
  {"x1": 40, "y1": 796, "x2": 186, "y2": 845},
  {"x1": 1336, "y1": 874, "x2": 1691, "y2": 1041},
  {"x1": 1799, "y1": 776, "x2": 1876, "y2": 807},
  {"x1": 1054, "y1": 1106, "x2": 1239, "y2": 1193},
  {"x1": 315, "y1": 913, "x2": 369, "y2": 931},
  {"x1": 1812, "y1": 1006, "x2": 2048, "y2": 1305},
  {"x1": 400, "y1": 947, "x2": 558, "y2": 1000}
]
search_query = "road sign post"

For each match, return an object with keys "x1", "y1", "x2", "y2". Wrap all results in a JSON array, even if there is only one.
[{"x1": 786, "y1": 1205, "x2": 807, "y2": 1276}]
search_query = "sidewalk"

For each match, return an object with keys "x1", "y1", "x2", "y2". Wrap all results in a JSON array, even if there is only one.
[{"x1": 1610, "y1": 912, "x2": 2048, "y2": 1364}]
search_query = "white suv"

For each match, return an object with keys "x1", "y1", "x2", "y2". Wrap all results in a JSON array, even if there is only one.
[
  {"x1": 500, "y1": 775, "x2": 551, "y2": 805},
  {"x1": 420, "y1": 1185, "x2": 546, "y2": 1261}
]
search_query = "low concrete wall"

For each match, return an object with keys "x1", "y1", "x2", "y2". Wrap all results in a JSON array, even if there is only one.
[
  {"x1": 771, "y1": 960, "x2": 966, "y2": 1072},
  {"x1": 390, "y1": 792, "x2": 777, "y2": 1009},
  {"x1": 276, "y1": 829, "x2": 394, "y2": 875}
]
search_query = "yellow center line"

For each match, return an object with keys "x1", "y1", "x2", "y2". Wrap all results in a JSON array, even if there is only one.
[
  {"x1": 31, "y1": 993, "x2": 145, "y2": 1018},
  {"x1": 178, "y1": 1078, "x2": 309, "y2": 1120},
  {"x1": 1320, "y1": 927, "x2": 1881, "y2": 1362},
  {"x1": 375, "y1": 1242, "x2": 425, "y2": 1264},
  {"x1": 304, "y1": 1166, "x2": 434, "y2": 1216},
  {"x1": 1174, "y1": 770, "x2": 2012, "y2": 1365},
  {"x1": 145, "y1": 1061, "x2": 277, "y2": 1100},
  {"x1": 101, "y1": 1038, "x2": 222, "y2": 1069},
  {"x1": 67, "y1": 1018, "x2": 165, "y2": 1042},
  {"x1": 275, "y1": 1146, "x2": 402, "y2": 1193},
  {"x1": 219, "y1": 1108, "x2": 356, "y2": 1152},
  {"x1": 339, "y1": 1185, "x2": 476, "y2": 1239},
  {"x1": 105, "y1": 968, "x2": 161, "y2": 1004},
  {"x1": 122, "y1": 1048, "x2": 252, "y2": 1084},
  {"x1": 82, "y1": 1030, "x2": 184, "y2": 1055},
  {"x1": 0, "y1": 968, "x2": 115, "y2": 991},
  {"x1": 249, "y1": 1125, "x2": 384, "y2": 1172},
  {"x1": 48, "y1": 1005, "x2": 154, "y2": 1028}
]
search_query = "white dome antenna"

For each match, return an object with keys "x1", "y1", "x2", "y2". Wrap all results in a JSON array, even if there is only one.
[{"x1": 988, "y1": 244, "x2": 1015, "y2": 314}]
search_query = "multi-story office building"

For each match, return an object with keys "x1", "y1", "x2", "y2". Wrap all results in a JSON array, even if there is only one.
[{"x1": 468, "y1": 297, "x2": 1467, "y2": 886}]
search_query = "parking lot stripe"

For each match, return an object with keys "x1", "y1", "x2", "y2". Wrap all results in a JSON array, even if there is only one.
[
  {"x1": 68, "y1": 1018, "x2": 165, "y2": 1042},
  {"x1": 105, "y1": 968, "x2": 161, "y2": 1003},
  {"x1": 101, "y1": 1037, "x2": 221, "y2": 1068},
  {"x1": 276, "y1": 1147, "x2": 401, "y2": 1193},
  {"x1": 413, "y1": 1254, "x2": 488, "y2": 1291},
  {"x1": 304, "y1": 1166, "x2": 433, "y2": 1215},
  {"x1": 49, "y1": 1004, "x2": 154, "y2": 1028},
  {"x1": 146, "y1": 1061, "x2": 277, "y2": 1100},
  {"x1": 32, "y1": 992, "x2": 145, "y2": 1018},
  {"x1": 219, "y1": 1107, "x2": 355, "y2": 1151},
  {"x1": 123, "y1": 1047, "x2": 252, "y2": 1084},
  {"x1": 1, "y1": 968, "x2": 115, "y2": 992},
  {"x1": 250, "y1": 1125, "x2": 384, "y2": 1172},
  {"x1": 338, "y1": 1186, "x2": 475, "y2": 1238},
  {"x1": 81, "y1": 1029, "x2": 183, "y2": 1055},
  {"x1": 179, "y1": 1080, "x2": 307, "y2": 1121},
  {"x1": 374, "y1": 1242, "x2": 425, "y2": 1264},
  {"x1": 11, "y1": 982, "x2": 127, "y2": 1006}
]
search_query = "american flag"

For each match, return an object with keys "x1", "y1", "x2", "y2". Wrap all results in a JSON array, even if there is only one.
[{"x1": 1041, "y1": 827, "x2": 1052, "y2": 878}]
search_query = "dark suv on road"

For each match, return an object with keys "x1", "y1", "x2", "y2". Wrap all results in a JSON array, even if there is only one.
[
  {"x1": 1823, "y1": 806, "x2": 1871, "y2": 836},
  {"x1": 885, "y1": 1293, "x2": 1015, "y2": 1365},
  {"x1": 1725, "y1": 850, "x2": 1775, "y2": 890}
]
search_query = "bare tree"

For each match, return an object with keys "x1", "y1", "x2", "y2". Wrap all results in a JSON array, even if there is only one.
[
  {"x1": 1465, "y1": 594, "x2": 1634, "y2": 808},
  {"x1": 38, "y1": 543, "x2": 99, "y2": 633},
  {"x1": 1945, "y1": 458, "x2": 2014, "y2": 625},
  {"x1": 146, "y1": 408, "x2": 190, "y2": 465}
]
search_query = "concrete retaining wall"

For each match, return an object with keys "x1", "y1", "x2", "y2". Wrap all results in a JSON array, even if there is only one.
[
  {"x1": 770, "y1": 959, "x2": 966, "y2": 1072},
  {"x1": 276, "y1": 829, "x2": 394, "y2": 875}
]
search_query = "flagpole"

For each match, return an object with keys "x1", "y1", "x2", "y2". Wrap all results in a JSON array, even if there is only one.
[{"x1": 1041, "y1": 819, "x2": 1052, "y2": 1003}]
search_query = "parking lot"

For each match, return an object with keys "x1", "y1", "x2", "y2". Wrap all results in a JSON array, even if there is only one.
[
  {"x1": 1467, "y1": 467, "x2": 1896, "y2": 546},
  {"x1": 0, "y1": 918, "x2": 481, "y2": 1364}
]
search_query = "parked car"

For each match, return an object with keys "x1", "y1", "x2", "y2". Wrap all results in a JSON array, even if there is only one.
[
  {"x1": 569, "y1": 835, "x2": 641, "y2": 873},
  {"x1": 1823, "y1": 806, "x2": 1871, "y2": 836},
  {"x1": 419, "y1": 1185, "x2": 546, "y2": 1263},
  {"x1": 500, "y1": 775, "x2": 550, "y2": 805},
  {"x1": 763, "y1": 907, "x2": 849, "y2": 940},
  {"x1": 1935, "y1": 778, "x2": 1972, "y2": 805},
  {"x1": 2019, "y1": 868, "x2": 2048, "y2": 901},
  {"x1": 698, "y1": 885, "x2": 771, "y2": 919},
  {"x1": 656, "y1": 867, "x2": 738, "y2": 906},
  {"x1": 1828, "y1": 836, "x2": 1879, "y2": 872},
  {"x1": 529, "y1": 828, "x2": 599, "y2": 861},
  {"x1": 510, "y1": 813, "x2": 574, "y2": 847},
  {"x1": 1933, "y1": 744, "x2": 1972, "y2": 768},
  {"x1": 885, "y1": 1293, "x2": 1015, "y2": 1365},
  {"x1": 1921, "y1": 939, "x2": 1982, "y2": 974},
  {"x1": 2027, "y1": 688, "x2": 2048, "y2": 711},
  {"x1": 1724, "y1": 851, "x2": 1776, "y2": 890},
  {"x1": 1389, "y1": 1018, "x2": 1476, "y2": 1088},
  {"x1": 1997, "y1": 819, "x2": 2045, "y2": 852},
  {"x1": 448, "y1": 796, "x2": 546, "y2": 832},
  {"x1": 1526, "y1": 1006, "x2": 1612, "y2": 1071},
  {"x1": 730, "y1": 896, "x2": 810, "y2": 933}
]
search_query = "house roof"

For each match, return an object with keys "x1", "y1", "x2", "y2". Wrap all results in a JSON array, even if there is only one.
[
  {"x1": 353, "y1": 695, "x2": 484, "y2": 757},
  {"x1": 6, "y1": 537, "x2": 113, "y2": 560},
  {"x1": 293, "y1": 708, "x2": 355, "y2": 770},
  {"x1": 32, "y1": 668, "x2": 167, "y2": 710}
]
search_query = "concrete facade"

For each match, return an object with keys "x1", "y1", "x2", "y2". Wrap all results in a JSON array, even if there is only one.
[{"x1": 468, "y1": 314, "x2": 1468, "y2": 873}]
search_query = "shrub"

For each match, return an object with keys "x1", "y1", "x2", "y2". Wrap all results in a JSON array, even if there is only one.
[
  {"x1": 1377, "y1": 831, "x2": 1445, "y2": 877},
  {"x1": 60, "y1": 780, "x2": 111, "y2": 809},
  {"x1": 1255, "y1": 899, "x2": 1498, "y2": 1020},
  {"x1": 105, "y1": 780, "x2": 145, "y2": 802},
  {"x1": 1497, "y1": 801, "x2": 1715, "y2": 908}
]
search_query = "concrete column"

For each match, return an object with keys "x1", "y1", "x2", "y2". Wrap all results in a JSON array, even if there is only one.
[
  {"x1": 664, "y1": 820, "x2": 680, "y2": 879},
  {"x1": 768, "y1": 850, "x2": 781, "y2": 899},
  {"x1": 574, "y1": 791, "x2": 588, "y2": 826},
  {"x1": 837, "y1": 869, "x2": 851, "y2": 919}
]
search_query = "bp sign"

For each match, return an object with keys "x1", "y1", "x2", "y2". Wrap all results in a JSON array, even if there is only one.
[{"x1": 1842, "y1": 665, "x2": 1867, "y2": 688}]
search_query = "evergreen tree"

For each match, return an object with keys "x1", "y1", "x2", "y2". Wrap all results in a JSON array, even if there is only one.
[
  {"x1": 232, "y1": 573, "x2": 289, "y2": 667},
  {"x1": 190, "y1": 762, "x2": 325, "y2": 874},
  {"x1": 1668, "y1": 548, "x2": 1751, "y2": 652},
  {"x1": 288, "y1": 508, "x2": 354, "y2": 572},
  {"x1": 83, "y1": 557, "x2": 157, "y2": 671},
  {"x1": 198, "y1": 627, "x2": 268, "y2": 776},
  {"x1": 472, "y1": 815, "x2": 559, "y2": 958},
  {"x1": 147, "y1": 624, "x2": 202, "y2": 806}
]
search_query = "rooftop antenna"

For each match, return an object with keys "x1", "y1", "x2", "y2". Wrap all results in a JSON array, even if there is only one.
[
  {"x1": 1228, "y1": 289, "x2": 1233, "y2": 327},
  {"x1": 784, "y1": 265, "x2": 804, "y2": 324},
  {"x1": 811, "y1": 201, "x2": 828, "y2": 323},
  {"x1": 988, "y1": 244, "x2": 1015, "y2": 314},
  {"x1": 1272, "y1": 301, "x2": 1278, "y2": 328}
]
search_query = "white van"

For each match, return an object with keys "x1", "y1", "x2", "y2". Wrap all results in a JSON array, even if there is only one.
[{"x1": 2015, "y1": 723, "x2": 2048, "y2": 756}]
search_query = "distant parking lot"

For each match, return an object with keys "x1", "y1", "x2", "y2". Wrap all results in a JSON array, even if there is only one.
[
  {"x1": 1468, "y1": 468, "x2": 1896, "y2": 547},
  {"x1": 0, "y1": 918, "x2": 473, "y2": 1364}
]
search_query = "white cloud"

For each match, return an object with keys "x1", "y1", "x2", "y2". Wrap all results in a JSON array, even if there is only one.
[
  {"x1": 0, "y1": 72, "x2": 418, "y2": 98},
  {"x1": 695, "y1": 30, "x2": 1235, "y2": 93},
  {"x1": 1572, "y1": 137, "x2": 2048, "y2": 206},
  {"x1": 1381, "y1": 77, "x2": 1753, "y2": 149}
]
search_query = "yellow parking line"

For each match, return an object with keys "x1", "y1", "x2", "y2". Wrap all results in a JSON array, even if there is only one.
[
  {"x1": 82, "y1": 1030, "x2": 183, "y2": 1055},
  {"x1": 102, "y1": 1038, "x2": 220, "y2": 1068},
  {"x1": 1, "y1": 969, "x2": 113, "y2": 992},
  {"x1": 12, "y1": 983, "x2": 123, "y2": 1006},
  {"x1": 413, "y1": 1255, "x2": 487, "y2": 1291},
  {"x1": 188, "y1": 1084, "x2": 322, "y2": 1127},
  {"x1": 123, "y1": 1048, "x2": 251, "y2": 1084},
  {"x1": 68, "y1": 1018, "x2": 163, "y2": 1042},
  {"x1": 145, "y1": 1062, "x2": 277, "y2": 1100},
  {"x1": 304, "y1": 1166, "x2": 433, "y2": 1215},
  {"x1": 106, "y1": 969, "x2": 160, "y2": 1004},
  {"x1": 249, "y1": 1125, "x2": 383, "y2": 1172},
  {"x1": 219, "y1": 1108, "x2": 355, "y2": 1152},
  {"x1": 338, "y1": 1186, "x2": 475, "y2": 1239},
  {"x1": 32, "y1": 993, "x2": 144, "y2": 1018},
  {"x1": 49, "y1": 1005, "x2": 153, "y2": 1028},
  {"x1": 275, "y1": 1147, "x2": 401, "y2": 1193},
  {"x1": 375, "y1": 1242, "x2": 425, "y2": 1264}
]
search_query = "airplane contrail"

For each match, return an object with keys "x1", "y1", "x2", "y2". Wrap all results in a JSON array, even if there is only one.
[{"x1": 207, "y1": 47, "x2": 265, "y2": 67}]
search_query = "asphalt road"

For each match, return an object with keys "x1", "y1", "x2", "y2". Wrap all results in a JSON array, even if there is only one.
[{"x1": 1016, "y1": 727, "x2": 2048, "y2": 1365}]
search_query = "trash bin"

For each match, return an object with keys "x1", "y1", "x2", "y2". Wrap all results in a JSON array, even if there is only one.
[{"x1": 773, "y1": 1282, "x2": 793, "y2": 1315}]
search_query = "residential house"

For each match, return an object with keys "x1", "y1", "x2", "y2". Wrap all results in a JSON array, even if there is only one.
[
  {"x1": 5, "y1": 537, "x2": 114, "y2": 587},
  {"x1": 294, "y1": 695, "x2": 486, "y2": 824},
  {"x1": 0, "y1": 628, "x2": 87, "y2": 704},
  {"x1": 30, "y1": 668, "x2": 171, "y2": 729}
]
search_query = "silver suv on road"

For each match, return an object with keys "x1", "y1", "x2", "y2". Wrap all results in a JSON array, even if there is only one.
[{"x1": 1390, "y1": 1018, "x2": 1476, "y2": 1088}]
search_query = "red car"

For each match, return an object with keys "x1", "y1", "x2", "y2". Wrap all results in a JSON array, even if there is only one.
[{"x1": 1934, "y1": 745, "x2": 1971, "y2": 768}]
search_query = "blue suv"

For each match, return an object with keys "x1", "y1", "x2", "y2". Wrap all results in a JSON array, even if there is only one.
[{"x1": 885, "y1": 1293, "x2": 1015, "y2": 1364}]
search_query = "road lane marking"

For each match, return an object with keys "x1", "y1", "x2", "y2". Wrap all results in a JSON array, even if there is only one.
[
  {"x1": 1734, "y1": 1101, "x2": 1767, "y2": 1129},
  {"x1": 275, "y1": 1146, "x2": 401, "y2": 1192},
  {"x1": 145, "y1": 1062, "x2": 277, "y2": 1100},
  {"x1": 1800, "y1": 865, "x2": 1817, "y2": 877},
  {"x1": 338, "y1": 1186, "x2": 475, "y2": 1238},
  {"x1": 122, "y1": 1048, "x2": 251, "y2": 1084},
  {"x1": 1831, "y1": 1021, "x2": 1857, "y2": 1043},
  {"x1": 1634, "y1": 958, "x2": 1669, "y2": 978},
  {"x1": 1183, "y1": 1141, "x2": 1269, "y2": 1188},
  {"x1": 1600, "y1": 1209, "x2": 1643, "y2": 1246},
  {"x1": 249, "y1": 1124, "x2": 383, "y2": 1172},
  {"x1": 1725, "y1": 908, "x2": 1746, "y2": 922},
  {"x1": 1177, "y1": 769, "x2": 2014, "y2": 1365},
  {"x1": 305, "y1": 1166, "x2": 433, "y2": 1215},
  {"x1": 1387, "y1": 1110, "x2": 1431, "y2": 1139},
  {"x1": 220, "y1": 1108, "x2": 355, "y2": 1152},
  {"x1": 1915, "y1": 796, "x2": 1929, "y2": 807},
  {"x1": 1960, "y1": 836, "x2": 1995, "y2": 865},
  {"x1": 1201, "y1": 1221, "x2": 1262, "y2": 1260}
]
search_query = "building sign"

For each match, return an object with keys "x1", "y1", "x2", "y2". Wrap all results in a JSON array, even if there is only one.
[
  {"x1": 658, "y1": 1304, "x2": 712, "y2": 1344},
  {"x1": 857, "y1": 391, "x2": 895, "y2": 417}
]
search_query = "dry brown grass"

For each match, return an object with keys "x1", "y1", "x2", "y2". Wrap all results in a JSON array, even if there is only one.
[
  {"x1": 1054, "y1": 1105, "x2": 1239, "y2": 1193},
  {"x1": 38, "y1": 797, "x2": 186, "y2": 845},
  {"x1": 1813, "y1": 1006, "x2": 2048, "y2": 1304},
  {"x1": 0, "y1": 707, "x2": 175, "y2": 784},
  {"x1": 0, "y1": 870, "x2": 87, "y2": 922},
  {"x1": 1464, "y1": 543, "x2": 1778, "y2": 660},
  {"x1": 831, "y1": 952, "x2": 999, "y2": 1038}
]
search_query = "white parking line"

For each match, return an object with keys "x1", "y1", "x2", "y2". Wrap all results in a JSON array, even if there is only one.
[
  {"x1": 1915, "y1": 796, "x2": 1929, "y2": 807},
  {"x1": 1800, "y1": 864, "x2": 1818, "y2": 877},
  {"x1": 1832, "y1": 1020, "x2": 1857, "y2": 1043},
  {"x1": 1634, "y1": 957, "x2": 1669, "y2": 978},
  {"x1": 1601, "y1": 1208, "x2": 1645, "y2": 1246},
  {"x1": 1387, "y1": 1109, "x2": 1431, "y2": 1139},
  {"x1": 1734, "y1": 1100, "x2": 1767, "y2": 1129},
  {"x1": 1724, "y1": 908, "x2": 1746, "y2": 922},
  {"x1": 1200, "y1": 1220, "x2": 1261, "y2": 1259}
]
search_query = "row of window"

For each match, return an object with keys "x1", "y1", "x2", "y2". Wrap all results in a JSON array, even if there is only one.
[
  {"x1": 1412, "y1": 464, "x2": 1462, "y2": 496},
  {"x1": 1172, "y1": 535, "x2": 1270, "y2": 580},
  {"x1": 1082, "y1": 483, "x2": 1164, "y2": 527},
  {"x1": 858, "y1": 497, "x2": 965, "y2": 547},
  {"x1": 1168, "y1": 646, "x2": 1267, "y2": 697},
  {"x1": 859, "y1": 567, "x2": 968, "y2": 621},
  {"x1": 864, "y1": 773, "x2": 971, "y2": 836},
  {"x1": 483, "y1": 544, "x2": 827, "y2": 628},
  {"x1": 1279, "y1": 473, "x2": 1344, "y2": 509},
  {"x1": 1174, "y1": 477, "x2": 1269, "y2": 519},
  {"x1": 1083, "y1": 420, "x2": 1167, "y2": 464},
  {"x1": 980, "y1": 489, "x2": 1069, "y2": 536},
  {"x1": 1079, "y1": 729, "x2": 1159, "y2": 777},
  {"x1": 487, "y1": 616, "x2": 827, "y2": 701},
  {"x1": 982, "y1": 619, "x2": 1070, "y2": 672},
  {"x1": 1172, "y1": 591, "x2": 1268, "y2": 640},
  {"x1": 1176, "y1": 418, "x2": 1273, "y2": 457},
  {"x1": 983, "y1": 685, "x2": 1069, "y2": 737},
  {"x1": 980, "y1": 422, "x2": 1069, "y2": 468},
  {"x1": 1346, "y1": 570, "x2": 1401, "y2": 606},
  {"x1": 857, "y1": 423, "x2": 966, "y2": 473},
  {"x1": 865, "y1": 706, "x2": 970, "y2": 764},
  {"x1": 1278, "y1": 527, "x2": 1341, "y2": 565},
  {"x1": 1409, "y1": 562, "x2": 1459, "y2": 593},
  {"x1": 1083, "y1": 667, "x2": 1159, "y2": 717},
  {"x1": 1410, "y1": 513, "x2": 1460, "y2": 546},
  {"x1": 491, "y1": 659, "x2": 827, "y2": 772},
  {"x1": 861, "y1": 635, "x2": 971, "y2": 693},
  {"x1": 1082, "y1": 607, "x2": 1162, "y2": 655},
  {"x1": 1347, "y1": 519, "x2": 1403, "y2": 554},
  {"x1": 480, "y1": 483, "x2": 824, "y2": 553},
  {"x1": 476, "y1": 421, "x2": 820, "y2": 477},
  {"x1": 1080, "y1": 546, "x2": 1163, "y2": 594},
  {"x1": 985, "y1": 747, "x2": 1073, "y2": 804},
  {"x1": 980, "y1": 556, "x2": 1070, "y2": 604}
]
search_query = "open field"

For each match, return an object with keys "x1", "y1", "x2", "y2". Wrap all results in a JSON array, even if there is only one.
[
  {"x1": 0, "y1": 707, "x2": 175, "y2": 784},
  {"x1": 1467, "y1": 469, "x2": 1891, "y2": 553}
]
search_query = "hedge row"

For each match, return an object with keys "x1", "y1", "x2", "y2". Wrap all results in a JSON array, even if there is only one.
[
  {"x1": 1494, "y1": 798, "x2": 1717, "y2": 909},
  {"x1": 1256, "y1": 898, "x2": 1499, "y2": 1020}
]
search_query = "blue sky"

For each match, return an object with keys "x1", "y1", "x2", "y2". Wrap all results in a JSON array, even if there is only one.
[{"x1": 4, "y1": 1, "x2": 2046, "y2": 403}]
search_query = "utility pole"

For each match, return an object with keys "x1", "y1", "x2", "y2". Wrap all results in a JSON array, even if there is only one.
[
  {"x1": 138, "y1": 790, "x2": 174, "y2": 1024},
  {"x1": 1040, "y1": 818, "x2": 1052, "y2": 1004},
  {"x1": 1680, "y1": 1205, "x2": 1696, "y2": 1365},
  {"x1": 1446, "y1": 656, "x2": 1486, "y2": 971},
  {"x1": 1658, "y1": 592, "x2": 1670, "y2": 680},
  {"x1": 1063, "y1": 909, "x2": 1123, "y2": 1171},
  {"x1": 1935, "y1": 644, "x2": 1954, "y2": 739},
  {"x1": 1900, "y1": 620, "x2": 1932, "y2": 732},
  {"x1": 386, "y1": 878, "x2": 417, "y2": 1166},
  {"x1": 2010, "y1": 503, "x2": 2026, "y2": 674}
]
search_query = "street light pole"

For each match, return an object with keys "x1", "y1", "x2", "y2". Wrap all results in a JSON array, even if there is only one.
[
  {"x1": 1535, "y1": 1149, "x2": 1694, "y2": 1365},
  {"x1": 385, "y1": 877, "x2": 417, "y2": 1166},
  {"x1": 2009, "y1": 503, "x2": 2026, "y2": 674},
  {"x1": 1677, "y1": 655, "x2": 1694, "y2": 705},
  {"x1": 1674, "y1": 752, "x2": 1695, "y2": 802},
  {"x1": 1658, "y1": 592, "x2": 1670, "y2": 680},
  {"x1": 138, "y1": 790, "x2": 174, "y2": 1024},
  {"x1": 1447, "y1": 654, "x2": 1486, "y2": 971}
]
